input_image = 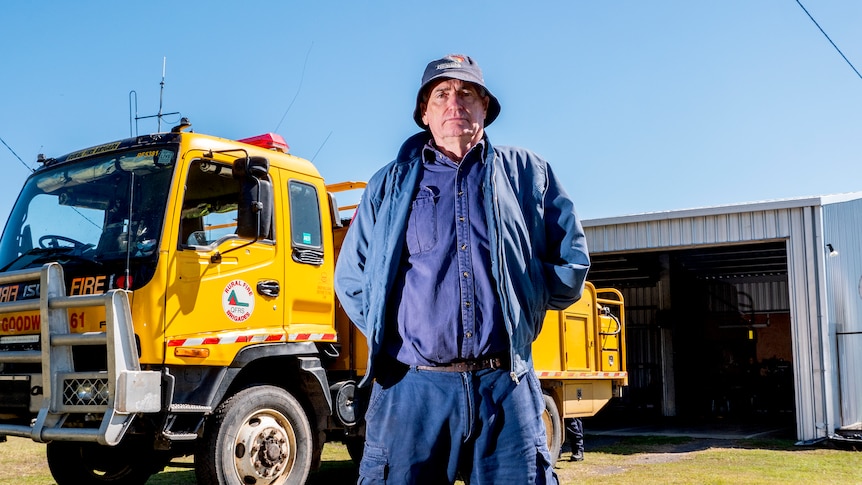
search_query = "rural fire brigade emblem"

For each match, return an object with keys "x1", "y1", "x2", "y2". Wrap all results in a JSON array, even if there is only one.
[{"x1": 222, "y1": 279, "x2": 255, "y2": 322}]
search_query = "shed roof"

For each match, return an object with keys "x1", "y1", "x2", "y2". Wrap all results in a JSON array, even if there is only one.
[{"x1": 582, "y1": 192, "x2": 862, "y2": 228}]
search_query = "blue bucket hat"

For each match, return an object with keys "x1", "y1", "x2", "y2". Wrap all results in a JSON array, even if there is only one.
[{"x1": 413, "y1": 54, "x2": 501, "y2": 129}]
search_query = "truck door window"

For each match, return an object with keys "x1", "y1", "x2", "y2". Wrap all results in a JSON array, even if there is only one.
[
  {"x1": 180, "y1": 160, "x2": 241, "y2": 247},
  {"x1": 288, "y1": 180, "x2": 323, "y2": 265}
]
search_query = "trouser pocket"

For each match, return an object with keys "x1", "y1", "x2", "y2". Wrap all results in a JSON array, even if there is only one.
[{"x1": 358, "y1": 442, "x2": 389, "y2": 483}]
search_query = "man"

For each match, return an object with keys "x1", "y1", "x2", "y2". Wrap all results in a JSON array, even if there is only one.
[
  {"x1": 335, "y1": 54, "x2": 590, "y2": 484},
  {"x1": 566, "y1": 418, "x2": 585, "y2": 462}
]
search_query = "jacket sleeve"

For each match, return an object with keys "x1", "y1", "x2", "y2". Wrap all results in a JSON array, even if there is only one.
[
  {"x1": 334, "y1": 183, "x2": 378, "y2": 337},
  {"x1": 542, "y1": 162, "x2": 590, "y2": 310}
]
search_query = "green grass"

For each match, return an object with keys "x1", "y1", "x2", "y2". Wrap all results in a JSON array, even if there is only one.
[
  {"x1": 568, "y1": 436, "x2": 862, "y2": 485},
  {"x1": 1, "y1": 435, "x2": 859, "y2": 484}
]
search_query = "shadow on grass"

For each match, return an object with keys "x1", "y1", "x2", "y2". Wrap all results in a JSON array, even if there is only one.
[
  {"x1": 144, "y1": 459, "x2": 358, "y2": 484},
  {"x1": 146, "y1": 469, "x2": 196, "y2": 484},
  {"x1": 308, "y1": 459, "x2": 359, "y2": 484},
  {"x1": 585, "y1": 435, "x2": 835, "y2": 456}
]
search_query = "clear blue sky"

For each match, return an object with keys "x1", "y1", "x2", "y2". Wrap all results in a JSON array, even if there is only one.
[{"x1": 2, "y1": 1, "x2": 860, "y2": 225}]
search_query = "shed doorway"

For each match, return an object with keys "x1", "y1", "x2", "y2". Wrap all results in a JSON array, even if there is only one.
[{"x1": 588, "y1": 241, "x2": 796, "y2": 427}]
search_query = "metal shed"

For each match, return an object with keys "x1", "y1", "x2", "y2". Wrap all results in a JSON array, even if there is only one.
[{"x1": 582, "y1": 193, "x2": 862, "y2": 443}]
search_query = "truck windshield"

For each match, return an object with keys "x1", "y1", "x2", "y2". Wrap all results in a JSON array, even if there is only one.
[{"x1": 0, "y1": 147, "x2": 176, "y2": 272}]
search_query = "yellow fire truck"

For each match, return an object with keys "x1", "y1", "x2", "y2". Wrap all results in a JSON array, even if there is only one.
[{"x1": 0, "y1": 124, "x2": 626, "y2": 484}]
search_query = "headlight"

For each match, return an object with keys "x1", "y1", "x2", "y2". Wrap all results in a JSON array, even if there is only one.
[{"x1": 64, "y1": 378, "x2": 109, "y2": 406}]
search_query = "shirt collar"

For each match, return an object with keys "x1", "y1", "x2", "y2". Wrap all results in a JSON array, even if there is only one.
[{"x1": 422, "y1": 139, "x2": 487, "y2": 167}]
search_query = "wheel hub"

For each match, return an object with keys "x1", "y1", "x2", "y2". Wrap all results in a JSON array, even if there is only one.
[
  {"x1": 257, "y1": 431, "x2": 286, "y2": 467},
  {"x1": 234, "y1": 414, "x2": 294, "y2": 481}
]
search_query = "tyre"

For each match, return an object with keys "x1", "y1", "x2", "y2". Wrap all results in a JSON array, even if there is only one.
[
  {"x1": 542, "y1": 392, "x2": 563, "y2": 462},
  {"x1": 46, "y1": 440, "x2": 160, "y2": 485},
  {"x1": 195, "y1": 385, "x2": 314, "y2": 485}
]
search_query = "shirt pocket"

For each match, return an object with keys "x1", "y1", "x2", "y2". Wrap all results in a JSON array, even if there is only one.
[{"x1": 406, "y1": 186, "x2": 438, "y2": 254}]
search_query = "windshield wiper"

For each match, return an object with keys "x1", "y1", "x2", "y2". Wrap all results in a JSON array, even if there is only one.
[
  {"x1": 0, "y1": 247, "x2": 98, "y2": 272},
  {"x1": 0, "y1": 248, "x2": 59, "y2": 272}
]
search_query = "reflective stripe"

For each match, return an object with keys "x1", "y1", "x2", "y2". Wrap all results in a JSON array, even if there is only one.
[
  {"x1": 535, "y1": 371, "x2": 627, "y2": 378},
  {"x1": 166, "y1": 333, "x2": 336, "y2": 346}
]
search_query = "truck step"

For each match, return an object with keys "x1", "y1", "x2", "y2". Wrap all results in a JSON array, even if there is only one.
[
  {"x1": 162, "y1": 431, "x2": 198, "y2": 441},
  {"x1": 168, "y1": 404, "x2": 212, "y2": 414}
]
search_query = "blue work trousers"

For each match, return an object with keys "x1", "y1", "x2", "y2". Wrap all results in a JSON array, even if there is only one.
[{"x1": 358, "y1": 365, "x2": 558, "y2": 484}]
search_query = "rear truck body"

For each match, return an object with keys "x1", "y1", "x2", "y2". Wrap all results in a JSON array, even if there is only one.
[{"x1": 532, "y1": 283, "x2": 627, "y2": 460}]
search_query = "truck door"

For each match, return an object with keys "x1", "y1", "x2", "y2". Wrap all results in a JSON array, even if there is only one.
[
  {"x1": 280, "y1": 178, "x2": 336, "y2": 335},
  {"x1": 164, "y1": 156, "x2": 284, "y2": 365}
]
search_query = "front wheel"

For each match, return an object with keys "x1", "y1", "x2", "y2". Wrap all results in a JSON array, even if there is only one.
[
  {"x1": 195, "y1": 385, "x2": 314, "y2": 485},
  {"x1": 46, "y1": 440, "x2": 162, "y2": 485},
  {"x1": 542, "y1": 392, "x2": 563, "y2": 462}
]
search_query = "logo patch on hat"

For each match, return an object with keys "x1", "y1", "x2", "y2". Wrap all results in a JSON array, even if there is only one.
[{"x1": 436, "y1": 55, "x2": 466, "y2": 70}]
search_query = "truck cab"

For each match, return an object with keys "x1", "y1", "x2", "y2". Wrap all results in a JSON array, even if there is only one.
[{"x1": 0, "y1": 126, "x2": 342, "y2": 484}]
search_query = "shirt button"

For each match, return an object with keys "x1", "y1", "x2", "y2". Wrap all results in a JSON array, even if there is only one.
[
  {"x1": 465, "y1": 331, "x2": 473, "y2": 338},
  {"x1": 461, "y1": 244, "x2": 467, "y2": 250},
  {"x1": 462, "y1": 272, "x2": 470, "y2": 278},
  {"x1": 464, "y1": 301, "x2": 471, "y2": 308},
  {"x1": 458, "y1": 216, "x2": 465, "y2": 222}
]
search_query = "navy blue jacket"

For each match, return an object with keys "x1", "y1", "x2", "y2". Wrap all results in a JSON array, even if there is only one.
[{"x1": 334, "y1": 132, "x2": 590, "y2": 385}]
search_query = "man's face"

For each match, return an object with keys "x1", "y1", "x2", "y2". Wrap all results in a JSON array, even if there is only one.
[{"x1": 420, "y1": 79, "x2": 489, "y2": 143}]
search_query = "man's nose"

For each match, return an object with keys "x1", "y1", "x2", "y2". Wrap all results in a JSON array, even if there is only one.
[{"x1": 446, "y1": 95, "x2": 465, "y2": 110}]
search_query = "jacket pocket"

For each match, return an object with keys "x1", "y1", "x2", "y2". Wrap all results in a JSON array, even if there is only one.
[{"x1": 406, "y1": 186, "x2": 438, "y2": 254}]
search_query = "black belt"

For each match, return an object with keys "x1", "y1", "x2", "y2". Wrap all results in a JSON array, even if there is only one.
[{"x1": 416, "y1": 355, "x2": 508, "y2": 373}]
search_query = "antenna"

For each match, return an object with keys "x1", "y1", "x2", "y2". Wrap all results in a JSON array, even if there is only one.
[
  {"x1": 275, "y1": 42, "x2": 314, "y2": 133},
  {"x1": 129, "y1": 57, "x2": 181, "y2": 136}
]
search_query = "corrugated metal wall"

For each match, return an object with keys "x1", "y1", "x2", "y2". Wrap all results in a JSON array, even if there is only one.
[
  {"x1": 584, "y1": 200, "x2": 838, "y2": 441},
  {"x1": 823, "y1": 199, "x2": 862, "y2": 430},
  {"x1": 705, "y1": 281, "x2": 789, "y2": 313},
  {"x1": 585, "y1": 209, "x2": 794, "y2": 252},
  {"x1": 784, "y1": 206, "x2": 830, "y2": 442}
]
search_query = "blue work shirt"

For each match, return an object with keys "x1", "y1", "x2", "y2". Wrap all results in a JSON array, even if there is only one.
[{"x1": 384, "y1": 141, "x2": 508, "y2": 366}]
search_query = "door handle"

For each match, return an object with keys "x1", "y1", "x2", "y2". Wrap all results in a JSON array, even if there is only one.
[{"x1": 257, "y1": 280, "x2": 280, "y2": 297}]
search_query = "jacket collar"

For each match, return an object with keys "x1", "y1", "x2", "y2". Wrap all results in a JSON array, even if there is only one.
[{"x1": 396, "y1": 131, "x2": 492, "y2": 165}]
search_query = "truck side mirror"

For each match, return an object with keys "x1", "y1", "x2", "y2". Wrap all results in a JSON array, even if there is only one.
[{"x1": 233, "y1": 156, "x2": 273, "y2": 240}]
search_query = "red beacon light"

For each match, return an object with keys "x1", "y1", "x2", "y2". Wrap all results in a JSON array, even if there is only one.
[{"x1": 238, "y1": 133, "x2": 290, "y2": 153}]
